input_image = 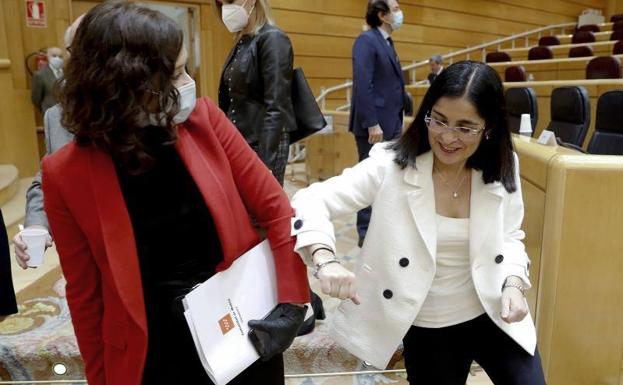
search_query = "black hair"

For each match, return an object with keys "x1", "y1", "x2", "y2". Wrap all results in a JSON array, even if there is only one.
[
  {"x1": 391, "y1": 61, "x2": 518, "y2": 193},
  {"x1": 366, "y1": 0, "x2": 389, "y2": 28}
]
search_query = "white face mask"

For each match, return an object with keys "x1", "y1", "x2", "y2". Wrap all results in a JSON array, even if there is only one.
[
  {"x1": 173, "y1": 79, "x2": 196, "y2": 124},
  {"x1": 141, "y1": 79, "x2": 197, "y2": 127},
  {"x1": 389, "y1": 10, "x2": 404, "y2": 31},
  {"x1": 49, "y1": 56, "x2": 64, "y2": 70},
  {"x1": 221, "y1": 0, "x2": 254, "y2": 33}
]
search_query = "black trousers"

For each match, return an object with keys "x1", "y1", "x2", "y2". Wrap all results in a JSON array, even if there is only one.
[
  {"x1": 354, "y1": 136, "x2": 373, "y2": 241},
  {"x1": 402, "y1": 314, "x2": 547, "y2": 385}
]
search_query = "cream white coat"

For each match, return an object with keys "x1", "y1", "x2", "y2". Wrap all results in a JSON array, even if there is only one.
[{"x1": 291, "y1": 144, "x2": 535, "y2": 369}]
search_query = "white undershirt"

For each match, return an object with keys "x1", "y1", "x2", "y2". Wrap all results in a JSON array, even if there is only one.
[{"x1": 413, "y1": 215, "x2": 485, "y2": 328}]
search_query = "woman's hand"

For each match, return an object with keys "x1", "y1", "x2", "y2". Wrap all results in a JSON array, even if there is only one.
[
  {"x1": 312, "y1": 248, "x2": 360, "y2": 305},
  {"x1": 500, "y1": 277, "x2": 529, "y2": 323}
]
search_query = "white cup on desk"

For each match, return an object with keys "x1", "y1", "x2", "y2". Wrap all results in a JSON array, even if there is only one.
[
  {"x1": 21, "y1": 228, "x2": 49, "y2": 268},
  {"x1": 519, "y1": 114, "x2": 533, "y2": 137}
]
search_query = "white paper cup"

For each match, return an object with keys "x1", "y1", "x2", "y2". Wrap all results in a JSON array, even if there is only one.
[
  {"x1": 519, "y1": 113, "x2": 533, "y2": 136},
  {"x1": 21, "y1": 228, "x2": 48, "y2": 268}
]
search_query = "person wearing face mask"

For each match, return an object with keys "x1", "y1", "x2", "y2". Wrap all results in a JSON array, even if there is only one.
[
  {"x1": 14, "y1": 16, "x2": 84, "y2": 271},
  {"x1": 42, "y1": 3, "x2": 310, "y2": 385},
  {"x1": 215, "y1": 0, "x2": 325, "y2": 336},
  {"x1": 350, "y1": 0, "x2": 407, "y2": 248},
  {"x1": 215, "y1": 0, "x2": 296, "y2": 187},
  {"x1": 31, "y1": 46, "x2": 64, "y2": 115}
]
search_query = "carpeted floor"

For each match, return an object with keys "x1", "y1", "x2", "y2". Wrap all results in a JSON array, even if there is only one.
[{"x1": 0, "y1": 164, "x2": 492, "y2": 384}]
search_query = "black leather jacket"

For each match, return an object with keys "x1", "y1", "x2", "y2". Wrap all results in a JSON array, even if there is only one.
[{"x1": 218, "y1": 24, "x2": 296, "y2": 170}]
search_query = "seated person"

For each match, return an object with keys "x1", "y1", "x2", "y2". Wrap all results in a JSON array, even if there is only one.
[{"x1": 427, "y1": 54, "x2": 444, "y2": 84}]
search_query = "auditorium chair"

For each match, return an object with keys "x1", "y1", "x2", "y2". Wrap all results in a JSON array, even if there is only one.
[
  {"x1": 611, "y1": 14, "x2": 623, "y2": 23},
  {"x1": 614, "y1": 41, "x2": 623, "y2": 55},
  {"x1": 528, "y1": 46, "x2": 554, "y2": 60},
  {"x1": 505, "y1": 87, "x2": 538, "y2": 135},
  {"x1": 587, "y1": 90, "x2": 623, "y2": 155},
  {"x1": 486, "y1": 51, "x2": 512, "y2": 63},
  {"x1": 611, "y1": 30, "x2": 623, "y2": 41},
  {"x1": 545, "y1": 86, "x2": 591, "y2": 147},
  {"x1": 505, "y1": 66, "x2": 526, "y2": 82},
  {"x1": 538, "y1": 36, "x2": 560, "y2": 46},
  {"x1": 572, "y1": 31, "x2": 596, "y2": 44},
  {"x1": 613, "y1": 21, "x2": 623, "y2": 31},
  {"x1": 577, "y1": 24, "x2": 600, "y2": 33},
  {"x1": 586, "y1": 56, "x2": 622, "y2": 79},
  {"x1": 569, "y1": 45, "x2": 594, "y2": 58}
]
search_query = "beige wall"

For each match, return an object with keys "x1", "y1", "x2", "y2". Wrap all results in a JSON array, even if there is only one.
[{"x1": 0, "y1": 0, "x2": 609, "y2": 174}]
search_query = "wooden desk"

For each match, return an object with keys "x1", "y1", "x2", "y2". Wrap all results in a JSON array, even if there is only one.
[
  {"x1": 514, "y1": 140, "x2": 623, "y2": 385},
  {"x1": 489, "y1": 55, "x2": 623, "y2": 82},
  {"x1": 504, "y1": 40, "x2": 617, "y2": 61}
]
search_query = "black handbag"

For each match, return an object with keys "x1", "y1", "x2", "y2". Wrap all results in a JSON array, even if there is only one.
[{"x1": 290, "y1": 67, "x2": 327, "y2": 143}]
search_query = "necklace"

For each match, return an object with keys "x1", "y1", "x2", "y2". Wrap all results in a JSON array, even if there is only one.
[{"x1": 434, "y1": 165, "x2": 469, "y2": 199}]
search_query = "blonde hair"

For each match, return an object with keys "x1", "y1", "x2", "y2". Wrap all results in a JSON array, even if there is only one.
[{"x1": 214, "y1": 0, "x2": 275, "y2": 36}]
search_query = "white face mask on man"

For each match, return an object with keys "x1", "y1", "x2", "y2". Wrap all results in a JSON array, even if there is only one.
[{"x1": 221, "y1": 0, "x2": 255, "y2": 33}]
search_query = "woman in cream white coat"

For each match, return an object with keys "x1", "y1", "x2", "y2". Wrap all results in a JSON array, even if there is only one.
[{"x1": 291, "y1": 61, "x2": 546, "y2": 384}]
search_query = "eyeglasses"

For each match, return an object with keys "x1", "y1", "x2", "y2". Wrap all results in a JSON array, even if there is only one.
[{"x1": 424, "y1": 113, "x2": 485, "y2": 138}]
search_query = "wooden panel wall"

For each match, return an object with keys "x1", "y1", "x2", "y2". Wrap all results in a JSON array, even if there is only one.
[
  {"x1": 0, "y1": 0, "x2": 610, "y2": 174},
  {"x1": 268, "y1": 0, "x2": 607, "y2": 108}
]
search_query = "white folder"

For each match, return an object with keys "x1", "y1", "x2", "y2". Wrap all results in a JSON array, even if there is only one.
[{"x1": 182, "y1": 240, "x2": 278, "y2": 385}]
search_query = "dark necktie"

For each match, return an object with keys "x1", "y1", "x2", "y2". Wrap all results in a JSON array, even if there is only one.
[{"x1": 387, "y1": 37, "x2": 398, "y2": 60}]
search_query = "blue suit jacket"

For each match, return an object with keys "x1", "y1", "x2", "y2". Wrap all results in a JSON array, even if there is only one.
[{"x1": 349, "y1": 28, "x2": 405, "y2": 139}]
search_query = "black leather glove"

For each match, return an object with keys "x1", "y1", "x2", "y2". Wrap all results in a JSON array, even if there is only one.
[{"x1": 248, "y1": 303, "x2": 307, "y2": 361}]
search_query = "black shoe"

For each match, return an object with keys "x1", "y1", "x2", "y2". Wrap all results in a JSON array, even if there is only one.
[
  {"x1": 358, "y1": 237, "x2": 365, "y2": 248},
  {"x1": 297, "y1": 313, "x2": 315, "y2": 336},
  {"x1": 296, "y1": 291, "x2": 325, "y2": 336},
  {"x1": 310, "y1": 291, "x2": 325, "y2": 320}
]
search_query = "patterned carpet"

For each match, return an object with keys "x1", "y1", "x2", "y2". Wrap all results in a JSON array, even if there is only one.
[{"x1": 0, "y1": 165, "x2": 491, "y2": 384}]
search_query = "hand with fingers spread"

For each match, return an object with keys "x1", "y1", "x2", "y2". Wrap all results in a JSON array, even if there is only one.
[
  {"x1": 13, "y1": 225, "x2": 53, "y2": 269},
  {"x1": 367, "y1": 124, "x2": 384, "y2": 145},
  {"x1": 500, "y1": 276, "x2": 529, "y2": 323},
  {"x1": 311, "y1": 246, "x2": 360, "y2": 305}
]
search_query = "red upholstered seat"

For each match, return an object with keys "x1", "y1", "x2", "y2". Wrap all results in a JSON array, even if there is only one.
[
  {"x1": 613, "y1": 21, "x2": 623, "y2": 31},
  {"x1": 586, "y1": 56, "x2": 622, "y2": 79},
  {"x1": 539, "y1": 36, "x2": 561, "y2": 46},
  {"x1": 611, "y1": 30, "x2": 623, "y2": 41},
  {"x1": 572, "y1": 31, "x2": 596, "y2": 44},
  {"x1": 577, "y1": 24, "x2": 600, "y2": 33},
  {"x1": 486, "y1": 51, "x2": 511, "y2": 63},
  {"x1": 505, "y1": 66, "x2": 526, "y2": 82},
  {"x1": 528, "y1": 46, "x2": 554, "y2": 60},
  {"x1": 614, "y1": 41, "x2": 623, "y2": 55},
  {"x1": 611, "y1": 14, "x2": 623, "y2": 23},
  {"x1": 569, "y1": 45, "x2": 594, "y2": 58}
]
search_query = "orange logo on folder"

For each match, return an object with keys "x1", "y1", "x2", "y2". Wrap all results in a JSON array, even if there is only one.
[{"x1": 219, "y1": 313, "x2": 234, "y2": 335}]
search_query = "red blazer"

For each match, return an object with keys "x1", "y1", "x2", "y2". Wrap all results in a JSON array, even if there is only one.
[{"x1": 42, "y1": 98, "x2": 310, "y2": 385}]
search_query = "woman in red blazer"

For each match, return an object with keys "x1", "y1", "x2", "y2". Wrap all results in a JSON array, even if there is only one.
[{"x1": 42, "y1": 3, "x2": 309, "y2": 385}]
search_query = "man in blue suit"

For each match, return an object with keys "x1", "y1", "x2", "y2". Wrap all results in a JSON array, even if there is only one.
[{"x1": 350, "y1": 0, "x2": 406, "y2": 246}]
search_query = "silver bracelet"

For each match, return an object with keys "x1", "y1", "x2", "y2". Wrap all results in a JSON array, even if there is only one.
[
  {"x1": 313, "y1": 259, "x2": 341, "y2": 279},
  {"x1": 503, "y1": 282, "x2": 526, "y2": 297}
]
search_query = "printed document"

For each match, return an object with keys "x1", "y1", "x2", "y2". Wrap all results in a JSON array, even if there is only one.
[{"x1": 183, "y1": 240, "x2": 278, "y2": 385}]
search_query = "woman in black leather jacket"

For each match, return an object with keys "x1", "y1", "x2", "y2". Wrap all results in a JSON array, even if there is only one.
[
  {"x1": 216, "y1": 0, "x2": 325, "y2": 336},
  {"x1": 216, "y1": 0, "x2": 296, "y2": 186}
]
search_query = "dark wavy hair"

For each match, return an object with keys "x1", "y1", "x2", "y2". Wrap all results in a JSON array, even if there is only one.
[
  {"x1": 391, "y1": 61, "x2": 517, "y2": 193},
  {"x1": 366, "y1": 0, "x2": 390, "y2": 28},
  {"x1": 60, "y1": 1, "x2": 184, "y2": 173}
]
